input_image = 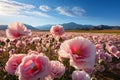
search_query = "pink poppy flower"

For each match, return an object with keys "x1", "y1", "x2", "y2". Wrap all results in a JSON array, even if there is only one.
[
  {"x1": 116, "y1": 63, "x2": 120, "y2": 69},
  {"x1": 47, "y1": 60, "x2": 65, "y2": 79},
  {"x1": 95, "y1": 44, "x2": 103, "y2": 50},
  {"x1": 72, "y1": 70, "x2": 90, "y2": 80},
  {"x1": 6, "y1": 22, "x2": 31, "y2": 39},
  {"x1": 55, "y1": 34, "x2": 67, "y2": 42},
  {"x1": 16, "y1": 40, "x2": 23, "y2": 48},
  {"x1": 9, "y1": 49, "x2": 15, "y2": 56},
  {"x1": 5, "y1": 54, "x2": 26, "y2": 75},
  {"x1": 106, "y1": 45, "x2": 118, "y2": 54},
  {"x1": 58, "y1": 56, "x2": 64, "y2": 62},
  {"x1": 83, "y1": 68, "x2": 93, "y2": 74},
  {"x1": 58, "y1": 37, "x2": 96, "y2": 69},
  {"x1": 113, "y1": 51, "x2": 120, "y2": 58},
  {"x1": 96, "y1": 50, "x2": 106, "y2": 61},
  {"x1": 0, "y1": 48, "x2": 3, "y2": 54},
  {"x1": 16, "y1": 54, "x2": 50, "y2": 80},
  {"x1": 107, "y1": 41, "x2": 113, "y2": 46},
  {"x1": 31, "y1": 36, "x2": 41, "y2": 43},
  {"x1": 98, "y1": 65, "x2": 105, "y2": 72},
  {"x1": 27, "y1": 50, "x2": 39, "y2": 55},
  {"x1": 50, "y1": 25, "x2": 64, "y2": 37},
  {"x1": 105, "y1": 52, "x2": 112, "y2": 62}
]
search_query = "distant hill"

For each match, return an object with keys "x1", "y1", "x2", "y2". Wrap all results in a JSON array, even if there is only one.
[
  {"x1": 36, "y1": 24, "x2": 52, "y2": 30},
  {"x1": 24, "y1": 24, "x2": 38, "y2": 30},
  {"x1": 0, "y1": 25, "x2": 7, "y2": 30},
  {"x1": 36, "y1": 22, "x2": 93, "y2": 30},
  {"x1": 0, "y1": 24, "x2": 38, "y2": 30},
  {"x1": 91, "y1": 25, "x2": 120, "y2": 30},
  {"x1": 61, "y1": 22, "x2": 93, "y2": 30},
  {"x1": 36, "y1": 22, "x2": 120, "y2": 30},
  {"x1": 0, "y1": 22, "x2": 120, "y2": 30}
]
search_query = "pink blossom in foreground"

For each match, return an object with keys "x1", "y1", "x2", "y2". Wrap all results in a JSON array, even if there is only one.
[
  {"x1": 72, "y1": 70, "x2": 90, "y2": 80},
  {"x1": 5, "y1": 54, "x2": 26, "y2": 75},
  {"x1": 58, "y1": 37, "x2": 96, "y2": 69},
  {"x1": 50, "y1": 25, "x2": 64, "y2": 37},
  {"x1": 16, "y1": 54, "x2": 50, "y2": 80},
  {"x1": 6, "y1": 22, "x2": 31, "y2": 39},
  {"x1": 46, "y1": 60, "x2": 65, "y2": 79}
]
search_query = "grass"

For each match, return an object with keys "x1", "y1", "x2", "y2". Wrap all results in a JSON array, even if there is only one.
[{"x1": 66, "y1": 30, "x2": 120, "y2": 34}]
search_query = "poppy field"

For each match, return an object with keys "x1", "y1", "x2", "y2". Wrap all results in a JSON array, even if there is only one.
[{"x1": 0, "y1": 22, "x2": 120, "y2": 80}]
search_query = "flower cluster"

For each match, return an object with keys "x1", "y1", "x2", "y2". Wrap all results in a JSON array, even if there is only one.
[{"x1": 0, "y1": 22, "x2": 120, "y2": 80}]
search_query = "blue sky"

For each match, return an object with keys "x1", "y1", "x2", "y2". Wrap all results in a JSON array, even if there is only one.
[{"x1": 0, "y1": 0, "x2": 120, "y2": 26}]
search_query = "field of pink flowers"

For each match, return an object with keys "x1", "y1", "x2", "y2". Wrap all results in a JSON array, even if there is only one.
[{"x1": 0, "y1": 22, "x2": 120, "y2": 80}]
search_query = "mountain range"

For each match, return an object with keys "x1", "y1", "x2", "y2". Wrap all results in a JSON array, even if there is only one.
[
  {"x1": 0, "y1": 22, "x2": 120, "y2": 30},
  {"x1": 36, "y1": 22, "x2": 120, "y2": 30},
  {"x1": 36, "y1": 22, "x2": 93, "y2": 30},
  {"x1": 0, "y1": 24, "x2": 38, "y2": 30}
]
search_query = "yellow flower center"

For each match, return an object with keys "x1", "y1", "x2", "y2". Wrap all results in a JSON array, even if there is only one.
[{"x1": 76, "y1": 50, "x2": 81, "y2": 55}]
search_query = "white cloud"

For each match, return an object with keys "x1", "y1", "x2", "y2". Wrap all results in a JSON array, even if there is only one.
[
  {"x1": 56, "y1": 7, "x2": 74, "y2": 17},
  {"x1": 0, "y1": 0, "x2": 51, "y2": 18},
  {"x1": 25, "y1": 11, "x2": 51, "y2": 18},
  {"x1": 39, "y1": 5, "x2": 51, "y2": 12},
  {"x1": 0, "y1": 0, "x2": 34, "y2": 16},
  {"x1": 72, "y1": 7, "x2": 85, "y2": 17},
  {"x1": 56, "y1": 6, "x2": 86, "y2": 17}
]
